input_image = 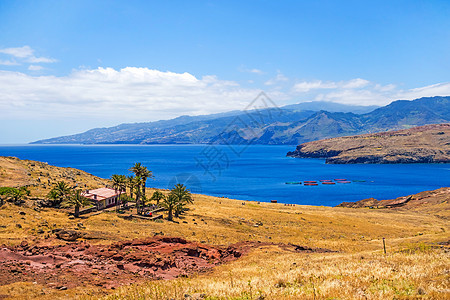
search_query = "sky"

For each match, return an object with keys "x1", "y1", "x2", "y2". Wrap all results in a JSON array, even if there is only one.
[{"x1": 0, "y1": 0, "x2": 449, "y2": 143}]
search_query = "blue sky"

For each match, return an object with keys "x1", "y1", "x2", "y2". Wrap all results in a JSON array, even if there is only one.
[{"x1": 1, "y1": 0, "x2": 449, "y2": 143}]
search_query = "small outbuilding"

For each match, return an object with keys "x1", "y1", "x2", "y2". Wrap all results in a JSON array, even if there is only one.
[{"x1": 82, "y1": 187, "x2": 123, "y2": 210}]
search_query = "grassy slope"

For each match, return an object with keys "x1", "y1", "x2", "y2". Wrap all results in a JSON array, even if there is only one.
[{"x1": 0, "y1": 156, "x2": 448, "y2": 299}]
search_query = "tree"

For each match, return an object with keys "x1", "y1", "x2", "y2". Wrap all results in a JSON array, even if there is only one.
[
  {"x1": 129, "y1": 163, "x2": 144, "y2": 178},
  {"x1": 161, "y1": 194, "x2": 178, "y2": 221},
  {"x1": 111, "y1": 174, "x2": 126, "y2": 210},
  {"x1": 111, "y1": 174, "x2": 126, "y2": 193},
  {"x1": 161, "y1": 184, "x2": 193, "y2": 221},
  {"x1": 150, "y1": 190, "x2": 165, "y2": 206},
  {"x1": 129, "y1": 163, "x2": 154, "y2": 215},
  {"x1": 0, "y1": 186, "x2": 30, "y2": 205},
  {"x1": 126, "y1": 176, "x2": 135, "y2": 198},
  {"x1": 119, "y1": 193, "x2": 131, "y2": 209},
  {"x1": 140, "y1": 166, "x2": 153, "y2": 198},
  {"x1": 133, "y1": 176, "x2": 143, "y2": 214},
  {"x1": 62, "y1": 189, "x2": 90, "y2": 218},
  {"x1": 47, "y1": 181, "x2": 71, "y2": 207}
]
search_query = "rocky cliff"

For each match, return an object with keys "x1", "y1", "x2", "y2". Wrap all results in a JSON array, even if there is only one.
[{"x1": 287, "y1": 123, "x2": 450, "y2": 164}]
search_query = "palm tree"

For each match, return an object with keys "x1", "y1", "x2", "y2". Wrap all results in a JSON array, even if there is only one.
[
  {"x1": 129, "y1": 163, "x2": 144, "y2": 178},
  {"x1": 133, "y1": 176, "x2": 143, "y2": 214},
  {"x1": 119, "y1": 175, "x2": 127, "y2": 192},
  {"x1": 126, "y1": 176, "x2": 135, "y2": 198},
  {"x1": 161, "y1": 194, "x2": 178, "y2": 221},
  {"x1": 170, "y1": 184, "x2": 193, "y2": 205},
  {"x1": 111, "y1": 174, "x2": 126, "y2": 209},
  {"x1": 4, "y1": 186, "x2": 30, "y2": 205},
  {"x1": 111, "y1": 174, "x2": 122, "y2": 192},
  {"x1": 47, "y1": 181, "x2": 71, "y2": 207},
  {"x1": 162, "y1": 184, "x2": 193, "y2": 221},
  {"x1": 150, "y1": 190, "x2": 165, "y2": 206},
  {"x1": 140, "y1": 166, "x2": 153, "y2": 198},
  {"x1": 62, "y1": 189, "x2": 90, "y2": 218},
  {"x1": 129, "y1": 163, "x2": 152, "y2": 215}
]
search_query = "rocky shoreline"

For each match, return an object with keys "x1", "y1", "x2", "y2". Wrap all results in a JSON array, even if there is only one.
[{"x1": 287, "y1": 123, "x2": 450, "y2": 164}]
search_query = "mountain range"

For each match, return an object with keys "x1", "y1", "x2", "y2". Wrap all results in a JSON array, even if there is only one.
[{"x1": 32, "y1": 96, "x2": 450, "y2": 145}]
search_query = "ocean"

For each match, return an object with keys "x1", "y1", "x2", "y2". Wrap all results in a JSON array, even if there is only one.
[{"x1": 0, "y1": 144, "x2": 448, "y2": 206}]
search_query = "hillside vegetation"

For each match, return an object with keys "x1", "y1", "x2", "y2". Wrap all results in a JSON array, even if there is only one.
[
  {"x1": 0, "y1": 157, "x2": 448, "y2": 299},
  {"x1": 287, "y1": 123, "x2": 450, "y2": 164}
]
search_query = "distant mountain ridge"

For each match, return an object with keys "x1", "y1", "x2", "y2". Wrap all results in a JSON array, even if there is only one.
[{"x1": 32, "y1": 96, "x2": 450, "y2": 145}]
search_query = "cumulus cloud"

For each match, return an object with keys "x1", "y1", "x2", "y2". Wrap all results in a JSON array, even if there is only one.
[
  {"x1": 0, "y1": 67, "x2": 260, "y2": 122},
  {"x1": 1, "y1": 65, "x2": 449, "y2": 125}
]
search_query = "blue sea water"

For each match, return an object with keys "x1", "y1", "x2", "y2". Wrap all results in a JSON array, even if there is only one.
[{"x1": 0, "y1": 144, "x2": 448, "y2": 206}]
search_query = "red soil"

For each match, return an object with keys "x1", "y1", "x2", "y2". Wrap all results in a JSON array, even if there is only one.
[{"x1": 0, "y1": 236, "x2": 245, "y2": 290}]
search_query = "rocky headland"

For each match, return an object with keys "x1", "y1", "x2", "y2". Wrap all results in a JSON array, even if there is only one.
[
  {"x1": 337, "y1": 187, "x2": 450, "y2": 217},
  {"x1": 287, "y1": 123, "x2": 450, "y2": 164}
]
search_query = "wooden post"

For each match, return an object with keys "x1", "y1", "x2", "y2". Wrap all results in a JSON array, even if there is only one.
[{"x1": 382, "y1": 237, "x2": 386, "y2": 255}]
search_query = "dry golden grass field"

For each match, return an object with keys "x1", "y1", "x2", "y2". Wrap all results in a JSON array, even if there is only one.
[{"x1": 0, "y1": 156, "x2": 449, "y2": 299}]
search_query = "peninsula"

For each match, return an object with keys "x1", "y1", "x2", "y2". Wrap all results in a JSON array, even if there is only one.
[{"x1": 287, "y1": 123, "x2": 450, "y2": 164}]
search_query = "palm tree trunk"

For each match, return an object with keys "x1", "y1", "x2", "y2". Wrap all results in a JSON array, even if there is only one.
[
  {"x1": 75, "y1": 205, "x2": 80, "y2": 218},
  {"x1": 142, "y1": 181, "x2": 146, "y2": 198},
  {"x1": 168, "y1": 207, "x2": 173, "y2": 221},
  {"x1": 136, "y1": 185, "x2": 141, "y2": 215}
]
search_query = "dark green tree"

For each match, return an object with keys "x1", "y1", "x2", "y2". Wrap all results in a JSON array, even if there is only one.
[
  {"x1": 47, "y1": 181, "x2": 71, "y2": 207},
  {"x1": 140, "y1": 166, "x2": 153, "y2": 198},
  {"x1": 62, "y1": 189, "x2": 90, "y2": 218},
  {"x1": 0, "y1": 186, "x2": 30, "y2": 205},
  {"x1": 126, "y1": 175, "x2": 135, "y2": 198},
  {"x1": 150, "y1": 190, "x2": 165, "y2": 206},
  {"x1": 162, "y1": 184, "x2": 193, "y2": 221}
]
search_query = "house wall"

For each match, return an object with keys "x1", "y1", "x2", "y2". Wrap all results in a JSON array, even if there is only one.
[
  {"x1": 105, "y1": 196, "x2": 118, "y2": 208},
  {"x1": 87, "y1": 195, "x2": 120, "y2": 210}
]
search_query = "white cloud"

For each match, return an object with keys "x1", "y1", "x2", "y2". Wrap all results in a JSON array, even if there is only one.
[
  {"x1": 341, "y1": 78, "x2": 370, "y2": 89},
  {"x1": 292, "y1": 78, "x2": 370, "y2": 93},
  {"x1": 1, "y1": 65, "x2": 449, "y2": 126},
  {"x1": 26, "y1": 56, "x2": 57, "y2": 63},
  {"x1": 239, "y1": 66, "x2": 265, "y2": 75},
  {"x1": 264, "y1": 72, "x2": 289, "y2": 85},
  {"x1": 292, "y1": 80, "x2": 337, "y2": 92},
  {"x1": 0, "y1": 67, "x2": 260, "y2": 122},
  {"x1": 316, "y1": 89, "x2": 391, "y2": 105},
  {"x1": 28, "y1": 65, "x2": 44, "y2": 71},
  {"x1": 0, "y1": 59, "x2": 19, "y2": 66},
  {"x1": 248, "y1": 68, "x2": 264, "y2": 74},
  {"x1": 0, "y1": 46, "x2": 34, "y2": 58},
  {"x1": 291, "y1": 78, "x2": 450, "y2": 106},
  {"x1": 394, "y1": 82, "x2": 450, "y2": 100},
  {"x1": 0, "y1": 45, "x2": 57, "y2": 67}
]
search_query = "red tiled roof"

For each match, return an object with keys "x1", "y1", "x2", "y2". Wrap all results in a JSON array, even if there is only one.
[{"x1": 82, "y1": 187, "x2": 123, "y2": 202}]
